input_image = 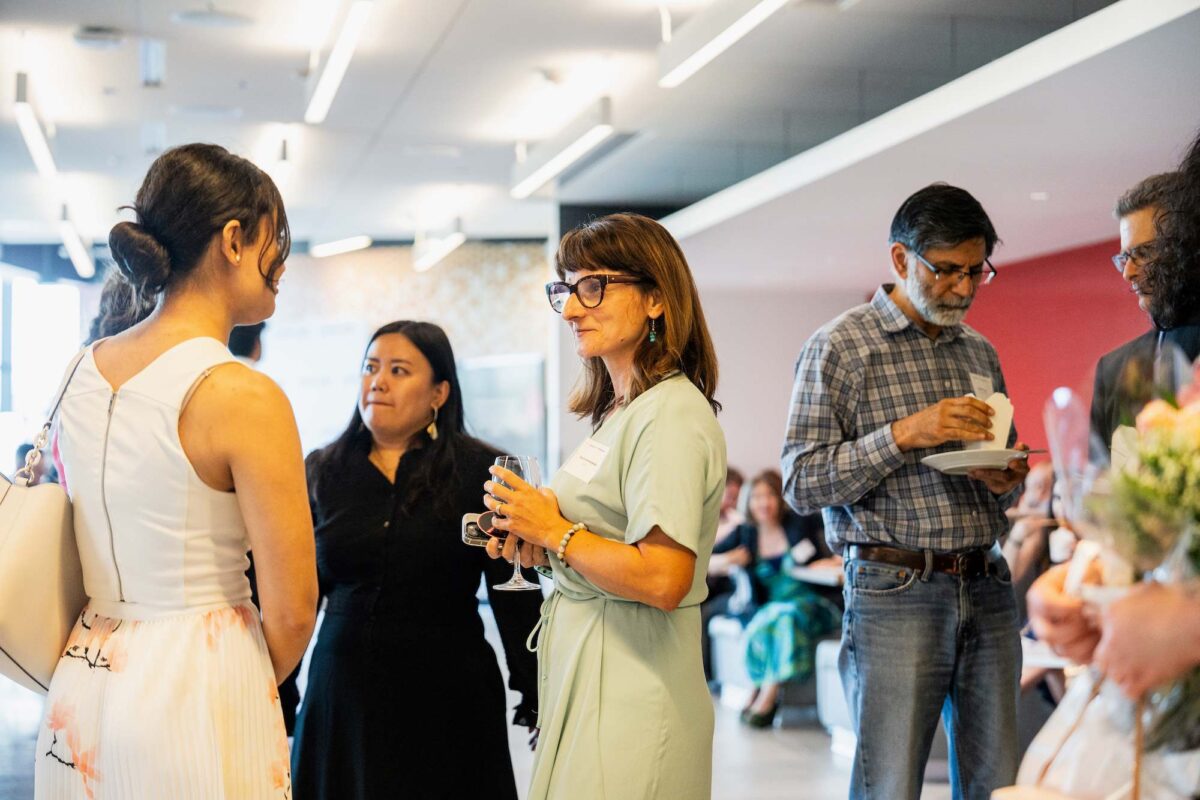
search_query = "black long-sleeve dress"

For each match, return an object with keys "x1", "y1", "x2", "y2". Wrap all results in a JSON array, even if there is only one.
[{"x1": 290, "y1": 438, "x2": 543, "y2": 800}]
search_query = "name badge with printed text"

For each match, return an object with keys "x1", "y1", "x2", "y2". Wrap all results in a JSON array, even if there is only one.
[
  {"x1": 969, "y1": 372, "x2": 994, "y2": 399},
  {"x1": 560, "y1": 438, "x2": 610, "y2": 484}
]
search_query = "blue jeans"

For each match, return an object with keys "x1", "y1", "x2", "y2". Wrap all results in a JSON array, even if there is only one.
[{"x1": 838, "y1": 549, "x2": 1021, "y2": 800}]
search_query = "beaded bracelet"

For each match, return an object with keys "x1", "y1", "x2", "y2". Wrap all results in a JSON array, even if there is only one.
[{"x1": 558, "y1": 522, "x2": 586, "y2": 567}]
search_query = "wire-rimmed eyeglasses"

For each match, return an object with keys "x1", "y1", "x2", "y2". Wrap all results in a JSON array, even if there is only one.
[
  {"x1": 1111, "y1": 242, "x2": 1158, "y2": 273},
  {"x1": 911, "y1": 250, "x2": 997, "y2": 287}
]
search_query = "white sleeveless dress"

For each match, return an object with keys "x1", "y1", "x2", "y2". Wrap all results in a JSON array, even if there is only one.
[{"x1": 34, "y1": 337, "x2": 291, "y2": 800}]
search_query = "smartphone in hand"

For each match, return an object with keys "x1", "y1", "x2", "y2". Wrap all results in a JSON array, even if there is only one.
[{"x1": 461, "y1": 513, "x2": 491, "y2": 547}]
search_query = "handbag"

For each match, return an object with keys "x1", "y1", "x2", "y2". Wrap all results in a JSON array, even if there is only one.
[
  {"x1": 0, "y1": 350, "x2": 88, "y2": 694},
  {"x1": 994, "y1": 669, "x2": 1200, "y2": 800}
]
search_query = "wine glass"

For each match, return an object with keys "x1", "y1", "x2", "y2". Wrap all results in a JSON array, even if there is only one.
[{"x1": 490, "y1": 455, "x2": 542, "y2": 592}]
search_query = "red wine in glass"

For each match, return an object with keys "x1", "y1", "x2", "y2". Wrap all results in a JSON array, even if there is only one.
[{"x1": 477, "y1": 511, "x2": 507, "y2": 539}]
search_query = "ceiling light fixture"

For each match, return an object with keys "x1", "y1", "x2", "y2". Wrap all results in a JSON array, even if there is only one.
[
  {"x1": 14, "y1": 72, "x2": 56, "y2": 178},
  {"x1": 59, "y1": 206, "x2": 95, "y2": 279},
  {"x1": 510, "y1": 98, "x2": 615, "y2": 200},
  {"x1": 304, "y1": 0, "x2": 374, "y2": 124},
  {"x1": 309, "y1": 235, "x2": 372, "y2": 258},
  {"x1": 140, "y1": 38, "x2": 167, "y2": 87},
  {"x1": 171, "y1": 3, "x2": 254, "y2": 27},
  {"x1": 658, "y1": 0, "x2": 789, "y2": 89},
  {"x1": 413, "y1": 222, "x2": 466, "y2": 273}
]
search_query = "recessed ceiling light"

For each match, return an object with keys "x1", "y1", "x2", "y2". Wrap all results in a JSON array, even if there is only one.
[
  {"x1": 401, "y1": 144, "x2": 463, "y2": 158},
  {"x1": 171, "y1": 3, "x2": 254, "y2": 27},
  {"x1": 168, "y1": 104, "x2": 244, "y2": 120}
]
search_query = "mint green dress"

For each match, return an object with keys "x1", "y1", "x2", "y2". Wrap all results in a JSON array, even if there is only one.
[{"x1": 531, "y1": 374, "x2": 727, "y2": 800}]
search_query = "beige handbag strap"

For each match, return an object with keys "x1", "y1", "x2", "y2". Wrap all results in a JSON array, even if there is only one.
[
  {"x1": 14, "y1": 349, "x2": 88, "y2": 487},
  {"x1": 1035, "y1": 676, "x2": 1146, "y2": 800}
]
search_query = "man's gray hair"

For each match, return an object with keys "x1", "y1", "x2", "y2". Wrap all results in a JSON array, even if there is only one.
[{"x1": 1115, "y1": 172, "x2": 1181, "y2": 218}]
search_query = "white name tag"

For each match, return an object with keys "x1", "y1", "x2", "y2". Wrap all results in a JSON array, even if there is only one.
[
  {"x1": 969, "y1": 372, "x2": 994, "y2": 399},
  {"x1": 560, "y1": 438, "x2": 610, "y2": 484},
  {"x1": 790, "y1": 539, "x2": 817, "y2": 564}
]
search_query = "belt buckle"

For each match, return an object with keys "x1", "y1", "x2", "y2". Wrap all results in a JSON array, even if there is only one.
[{"x1": 953, "y1": 552, "x2": 969, "y2": 576}]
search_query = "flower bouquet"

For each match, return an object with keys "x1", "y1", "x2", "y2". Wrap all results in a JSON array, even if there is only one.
[{"x1": 1100, "y1": 375, "x2": 1200, "y2": 752}]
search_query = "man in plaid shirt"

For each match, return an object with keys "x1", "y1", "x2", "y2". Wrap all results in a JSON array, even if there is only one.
[{"x1": 782, "y1": 184, "x2": 1030, "y2": 800}]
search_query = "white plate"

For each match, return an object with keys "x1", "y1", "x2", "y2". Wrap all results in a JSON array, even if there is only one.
[{"x1": 920, "y1": 449, "x2": 1026, "y2": 475}]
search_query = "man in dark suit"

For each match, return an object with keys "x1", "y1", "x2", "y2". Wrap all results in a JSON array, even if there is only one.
[{"x1": 1091, "y1": 172, "x2": 1199, "y2": 458}]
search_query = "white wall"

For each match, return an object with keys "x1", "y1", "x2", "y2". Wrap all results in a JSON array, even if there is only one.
[
  {"x1": 701, "y1": 286, "x2": 865, "y2": 478},
  {"x1": 254, "y1": 241, "x2": 551, "y2": 455},
  {"x1": 550, "y1": 283, "x2": 866, "y2": 478}
]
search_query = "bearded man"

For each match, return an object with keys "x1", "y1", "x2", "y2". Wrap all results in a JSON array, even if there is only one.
[{"x1": 781, "y1": 183, "x2": 1029, "y2": 800}]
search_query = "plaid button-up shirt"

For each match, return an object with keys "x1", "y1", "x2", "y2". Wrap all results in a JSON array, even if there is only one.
[{"x1": 781, "y1": 285, "x2": 1018, "y2": 553}]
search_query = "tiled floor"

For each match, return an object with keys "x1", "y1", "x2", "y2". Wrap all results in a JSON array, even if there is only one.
[
  {"x1": 1, "y1": 681, "x2": 953, "y2": 800},
  {"x1": 502, "y1": 695, "x2": 952, "y2": 800},
  {"x1": 2, "y1": 609, "x2": 954, "y2": 799}
]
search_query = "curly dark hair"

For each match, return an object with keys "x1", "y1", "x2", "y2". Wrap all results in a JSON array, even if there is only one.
[{"x1": 1146, "y1": 134, "x2": 1200, "y2": 329}]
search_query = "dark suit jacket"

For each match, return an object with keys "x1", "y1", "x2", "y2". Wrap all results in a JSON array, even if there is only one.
[{"x1": 1091, "y1": 323, "x2": 1200, "y2": 457}]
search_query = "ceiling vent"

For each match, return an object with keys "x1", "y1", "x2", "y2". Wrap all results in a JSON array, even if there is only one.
[
  {"x1": 171, "y1": 3, "x2": 254, "y2": 27},
  {"x1": 73, "y1": 26, "x2": 125, "y2": 50}
]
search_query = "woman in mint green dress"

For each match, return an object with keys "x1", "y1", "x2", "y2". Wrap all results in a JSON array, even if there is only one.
[{"x1": 484, "y1": 213, "x2": 726, "y2": 800}]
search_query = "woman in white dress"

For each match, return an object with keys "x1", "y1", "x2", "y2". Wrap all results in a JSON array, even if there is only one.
[{"x1": 35, "y1": 143, "x2": 318, "y2": 799}]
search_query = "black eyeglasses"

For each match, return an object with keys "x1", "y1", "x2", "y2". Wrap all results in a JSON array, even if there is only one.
[
  {"x1": 545, "y1": 274, "x2": 646, "y2": 314},
  {"x1": 911, "y1": 250, "x2": 996, "y2": 286},
  {"x1": 1112, "y1": 242, "x2": 1158, "y2": 272}
]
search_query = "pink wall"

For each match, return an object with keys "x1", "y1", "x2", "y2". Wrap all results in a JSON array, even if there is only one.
[{"x1": 966, "y1": 239, "x2": 1150, "y2": 452}]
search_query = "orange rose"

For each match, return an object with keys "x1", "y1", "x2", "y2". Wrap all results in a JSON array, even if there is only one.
[
  {"x1": 1136, "y1": 399, "x2": 1180, "y2": 435},
  {"x1": 1177, "y1": 402, "x2": 1200, "y2": 445}
]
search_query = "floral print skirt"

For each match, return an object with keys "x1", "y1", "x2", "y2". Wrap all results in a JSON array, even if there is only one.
[{"x1": 34, "y1": 602, "x2": 290, "y2": 800}]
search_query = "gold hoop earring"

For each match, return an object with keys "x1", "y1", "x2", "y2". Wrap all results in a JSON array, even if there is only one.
[{"x1": 426, "y1": 406, "x2": 439, "y2": 441}]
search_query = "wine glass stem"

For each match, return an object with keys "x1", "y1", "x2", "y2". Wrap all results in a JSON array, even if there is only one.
[{"x1": 511, "y1": 541, "x2": 524, "y2": 583}]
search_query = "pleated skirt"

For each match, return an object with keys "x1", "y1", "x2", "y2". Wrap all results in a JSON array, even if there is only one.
[{"x1": 34, "y1": 602, "x2": 290, "y2": 800}]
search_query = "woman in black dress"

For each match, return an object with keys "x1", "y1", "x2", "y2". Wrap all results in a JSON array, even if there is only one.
[{"x1": 291, "y1": 321, "x2": 542, "y2": 799}]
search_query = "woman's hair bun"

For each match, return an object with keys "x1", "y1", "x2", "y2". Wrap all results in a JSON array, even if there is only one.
[{"x1": 108, "y1": 220, "x2": 170, "y2": 296}]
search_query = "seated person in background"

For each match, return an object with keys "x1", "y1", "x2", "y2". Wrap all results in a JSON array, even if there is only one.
[
  {"x1": 702, "y1": 466, "x2": 747, "y2": 684},
  {"x1": 716, "y1": 466, "x2": 746, "y2": 541},
  {"x1": 1002, "y1": 462, "x2": 1058, "y2": 616},
  {"x1": 712, "y1": 470, "x2": 841, "y2": 727},
  {"x1": 1006, "y1": 459, "x2": 1053, "y2": 523}
]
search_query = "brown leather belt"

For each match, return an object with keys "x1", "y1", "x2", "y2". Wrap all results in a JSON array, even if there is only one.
[{"x1": 848, "y1": 544, "x2": 993, "y2": 578}]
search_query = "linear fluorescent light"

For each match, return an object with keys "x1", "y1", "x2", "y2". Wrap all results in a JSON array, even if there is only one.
[
  {"x1": 413, "y1": 231, "x2": 465, "y2": 273},
  {"x1": 59, "y1": 207, "x2": 95, "y2": 279},
  {"x1": 309, "y1": 235, "x2": 372, "y2": 258},
  {"x1": 510, "y1": 98, "x2": 615, "y2": 200},
  {"x1": 139, "y1": 38, "x2": 167, "y2": 87},
  {"x1": 14, "y1": 73, "x2": 57, "y2": 177},
  {"x1": 658, "y1": 0, "x2": 789, "y2": 89},
  {"x1": 304, "y1": 0, "x2": 373, "y2": 124}
]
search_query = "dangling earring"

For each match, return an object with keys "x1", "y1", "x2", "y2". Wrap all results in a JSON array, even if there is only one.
[
  {"x1": 648, "y1": 317, "x2": 658, "y2": 344},
  {"x1": 426, "y1": 406, "x2": 439, "y2": 441}
]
